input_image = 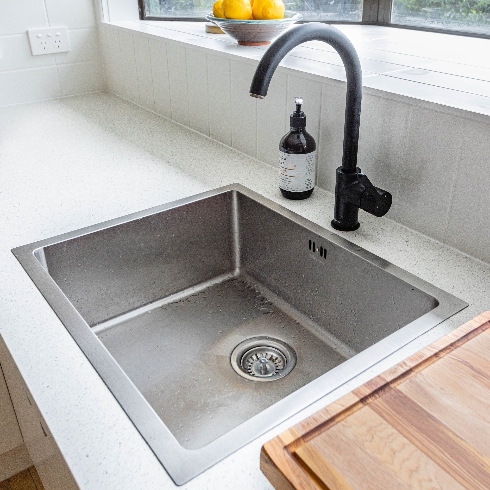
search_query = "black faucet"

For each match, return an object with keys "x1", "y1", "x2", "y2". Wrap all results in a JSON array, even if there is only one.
[{"x1": 250, "y1": 23, "x2": 392, "y2": 231}]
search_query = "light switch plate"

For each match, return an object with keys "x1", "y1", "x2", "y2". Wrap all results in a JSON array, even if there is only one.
[{"x1": 27, "y1": 27, "x2": 70, "y2": 56}]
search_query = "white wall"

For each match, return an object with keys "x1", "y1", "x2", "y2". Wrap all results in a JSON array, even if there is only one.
[
  {"x1": 100, "y1": 24, "x2": 490, "y2": 264},
  {"x1": 0, "y1": 0, "x2": 106, "y2": 107}
]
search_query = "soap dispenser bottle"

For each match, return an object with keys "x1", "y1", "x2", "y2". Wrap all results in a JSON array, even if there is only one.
[{"x1": 279, "y1": 97, "x2": 317, "y2": 200}]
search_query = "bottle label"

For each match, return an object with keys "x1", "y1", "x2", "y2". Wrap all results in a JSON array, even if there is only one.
[{"x1": 279, "y1": 150, "x2": 316, "y2": 192}]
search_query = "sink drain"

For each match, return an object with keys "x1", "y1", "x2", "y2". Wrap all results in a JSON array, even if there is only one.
[{"x1": 231, "y1": 337, "x2": 296, "y2": 382}]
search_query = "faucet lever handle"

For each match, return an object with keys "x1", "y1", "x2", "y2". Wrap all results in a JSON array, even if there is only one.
[{"x1": 357, "y1": 173, "x2": 392, "y2": 217}]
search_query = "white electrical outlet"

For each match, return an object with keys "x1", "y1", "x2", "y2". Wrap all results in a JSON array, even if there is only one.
[{"x1": 27, "y1": 27, "x2": 70, "y2": 56}]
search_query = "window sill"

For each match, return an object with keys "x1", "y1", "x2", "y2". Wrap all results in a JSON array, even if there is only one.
[{"x1": 103, "y1": 20, "x2": 490, "y2": 120}]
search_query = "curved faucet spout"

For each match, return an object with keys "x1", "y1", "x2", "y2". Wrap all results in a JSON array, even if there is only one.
[
  {"x1": 250, "y1": 23, "x2": 362, "y2": 173},
  {"x1": 250, "y1": 23, "x2": 391, "y2": 231}
]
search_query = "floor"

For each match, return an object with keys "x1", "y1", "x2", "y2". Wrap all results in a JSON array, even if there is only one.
[{"x1": 0, "y1": 468, "x2": 43, "y2": 490}]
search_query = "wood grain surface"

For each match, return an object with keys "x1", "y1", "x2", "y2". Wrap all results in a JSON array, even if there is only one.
[{"x1": 261, "y1": 311, "x2": 490, "y2": 490}]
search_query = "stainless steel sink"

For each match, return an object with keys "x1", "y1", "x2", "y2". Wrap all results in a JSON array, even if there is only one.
[{"x1": 13, "y1": 184, "x2": 467, "y2": 484}]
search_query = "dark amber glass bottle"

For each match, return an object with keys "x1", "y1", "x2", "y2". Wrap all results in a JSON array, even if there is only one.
[{"x1": 279, "y1": 97, "x2": 317, "y2": 200}]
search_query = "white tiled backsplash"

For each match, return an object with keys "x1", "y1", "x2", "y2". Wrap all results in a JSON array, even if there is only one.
[
  {"x1": 99, "y1": 24, "x2": 490, "y2": 264},
  {"x1": 0, "y1": 0, "x2": 105, "y2": 106}
]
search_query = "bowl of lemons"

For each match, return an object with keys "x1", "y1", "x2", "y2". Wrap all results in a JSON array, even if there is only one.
[{"x1": 206, "y1": 0, "x2": 302, "y2": 46}]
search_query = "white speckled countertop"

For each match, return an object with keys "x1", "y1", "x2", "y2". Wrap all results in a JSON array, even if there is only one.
[{"x1": 1, "y1": 93, "x2": 489, "y2": 489}]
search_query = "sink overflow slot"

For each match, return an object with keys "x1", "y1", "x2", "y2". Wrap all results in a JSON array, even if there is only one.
[{"x1": 309, "y1": 239, "x2": 327, "y2": 259}]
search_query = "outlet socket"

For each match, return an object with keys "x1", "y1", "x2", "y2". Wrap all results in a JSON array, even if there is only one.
[{"x1": 27, "y1": 27, "x2": 70, "y2": 56}]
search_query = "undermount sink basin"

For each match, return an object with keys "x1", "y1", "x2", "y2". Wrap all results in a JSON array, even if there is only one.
[{"x1": 13, "y1": 184, "x2": 467, "y2": 484}]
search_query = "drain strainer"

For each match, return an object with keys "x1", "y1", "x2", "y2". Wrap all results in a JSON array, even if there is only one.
[{"x1": 231, "y1": 336, "x2": 296, "y2": 382}]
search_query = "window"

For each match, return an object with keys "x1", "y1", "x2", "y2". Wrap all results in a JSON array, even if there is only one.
[
  {"x1": 391, "y1": 0, "x2": 490, "y2": 35},
  {"x1": 139, "y1": 0, "x2": 362, "y2": 21},
  {"x1": 139, "y1": 0, "x2": 490, "y2": 37}
]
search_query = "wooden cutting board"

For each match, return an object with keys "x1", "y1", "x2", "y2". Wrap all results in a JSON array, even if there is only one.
[{"x1": 261, "y1": 311, "x2": 490, "y2": 490}]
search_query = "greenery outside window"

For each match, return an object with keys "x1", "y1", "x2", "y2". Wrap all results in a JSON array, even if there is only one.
[
  {"x1": 392, "y1": 0, "x2": 490, "y2": 35},
  {"x1": 139, "y1": 0, "x2": 490, "y2": 37},
  {"x1": 140, "y1": 0, "x2": 363, "y2": 21}
]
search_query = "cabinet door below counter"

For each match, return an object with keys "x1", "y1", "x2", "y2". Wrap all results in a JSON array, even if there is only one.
[
  {"x1": 0, "y1": 360, "x2": 32, "y2": 481},
  {"x1": 0, "y1": 336, "x2": 78, "y2": 490}
]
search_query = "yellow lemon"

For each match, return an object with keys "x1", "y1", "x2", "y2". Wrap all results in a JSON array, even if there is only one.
[
  {"x1": 212, "y1": 0, "x2": 225, "y2": 18},
  {"x1": 222, "y1": 0, "x2": 253, "y2": 20},
  {"x1": 252, "y1": 0, "x2": 285, "y2": 19}
]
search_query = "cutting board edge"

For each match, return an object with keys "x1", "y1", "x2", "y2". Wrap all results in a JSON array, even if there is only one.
[{"x1": 261, "y1": 310, "x2": 490, "y2": 489}]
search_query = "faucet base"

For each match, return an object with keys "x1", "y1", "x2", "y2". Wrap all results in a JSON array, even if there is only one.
[{"x1": 331, "y1": 219, "x2": 360, "y2": 232}]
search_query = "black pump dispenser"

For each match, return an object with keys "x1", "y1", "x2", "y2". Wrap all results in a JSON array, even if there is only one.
[
  {"x1": 279, "y1": 97, "x2": 317, "y2": 200},
  {"x1": 290, "y1": 98, "x2": 306, "y2": 129}
]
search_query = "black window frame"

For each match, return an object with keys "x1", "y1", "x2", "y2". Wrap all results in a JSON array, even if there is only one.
[{"x1": 138, "y1": 0, "x2": 490, "y2": 39}]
